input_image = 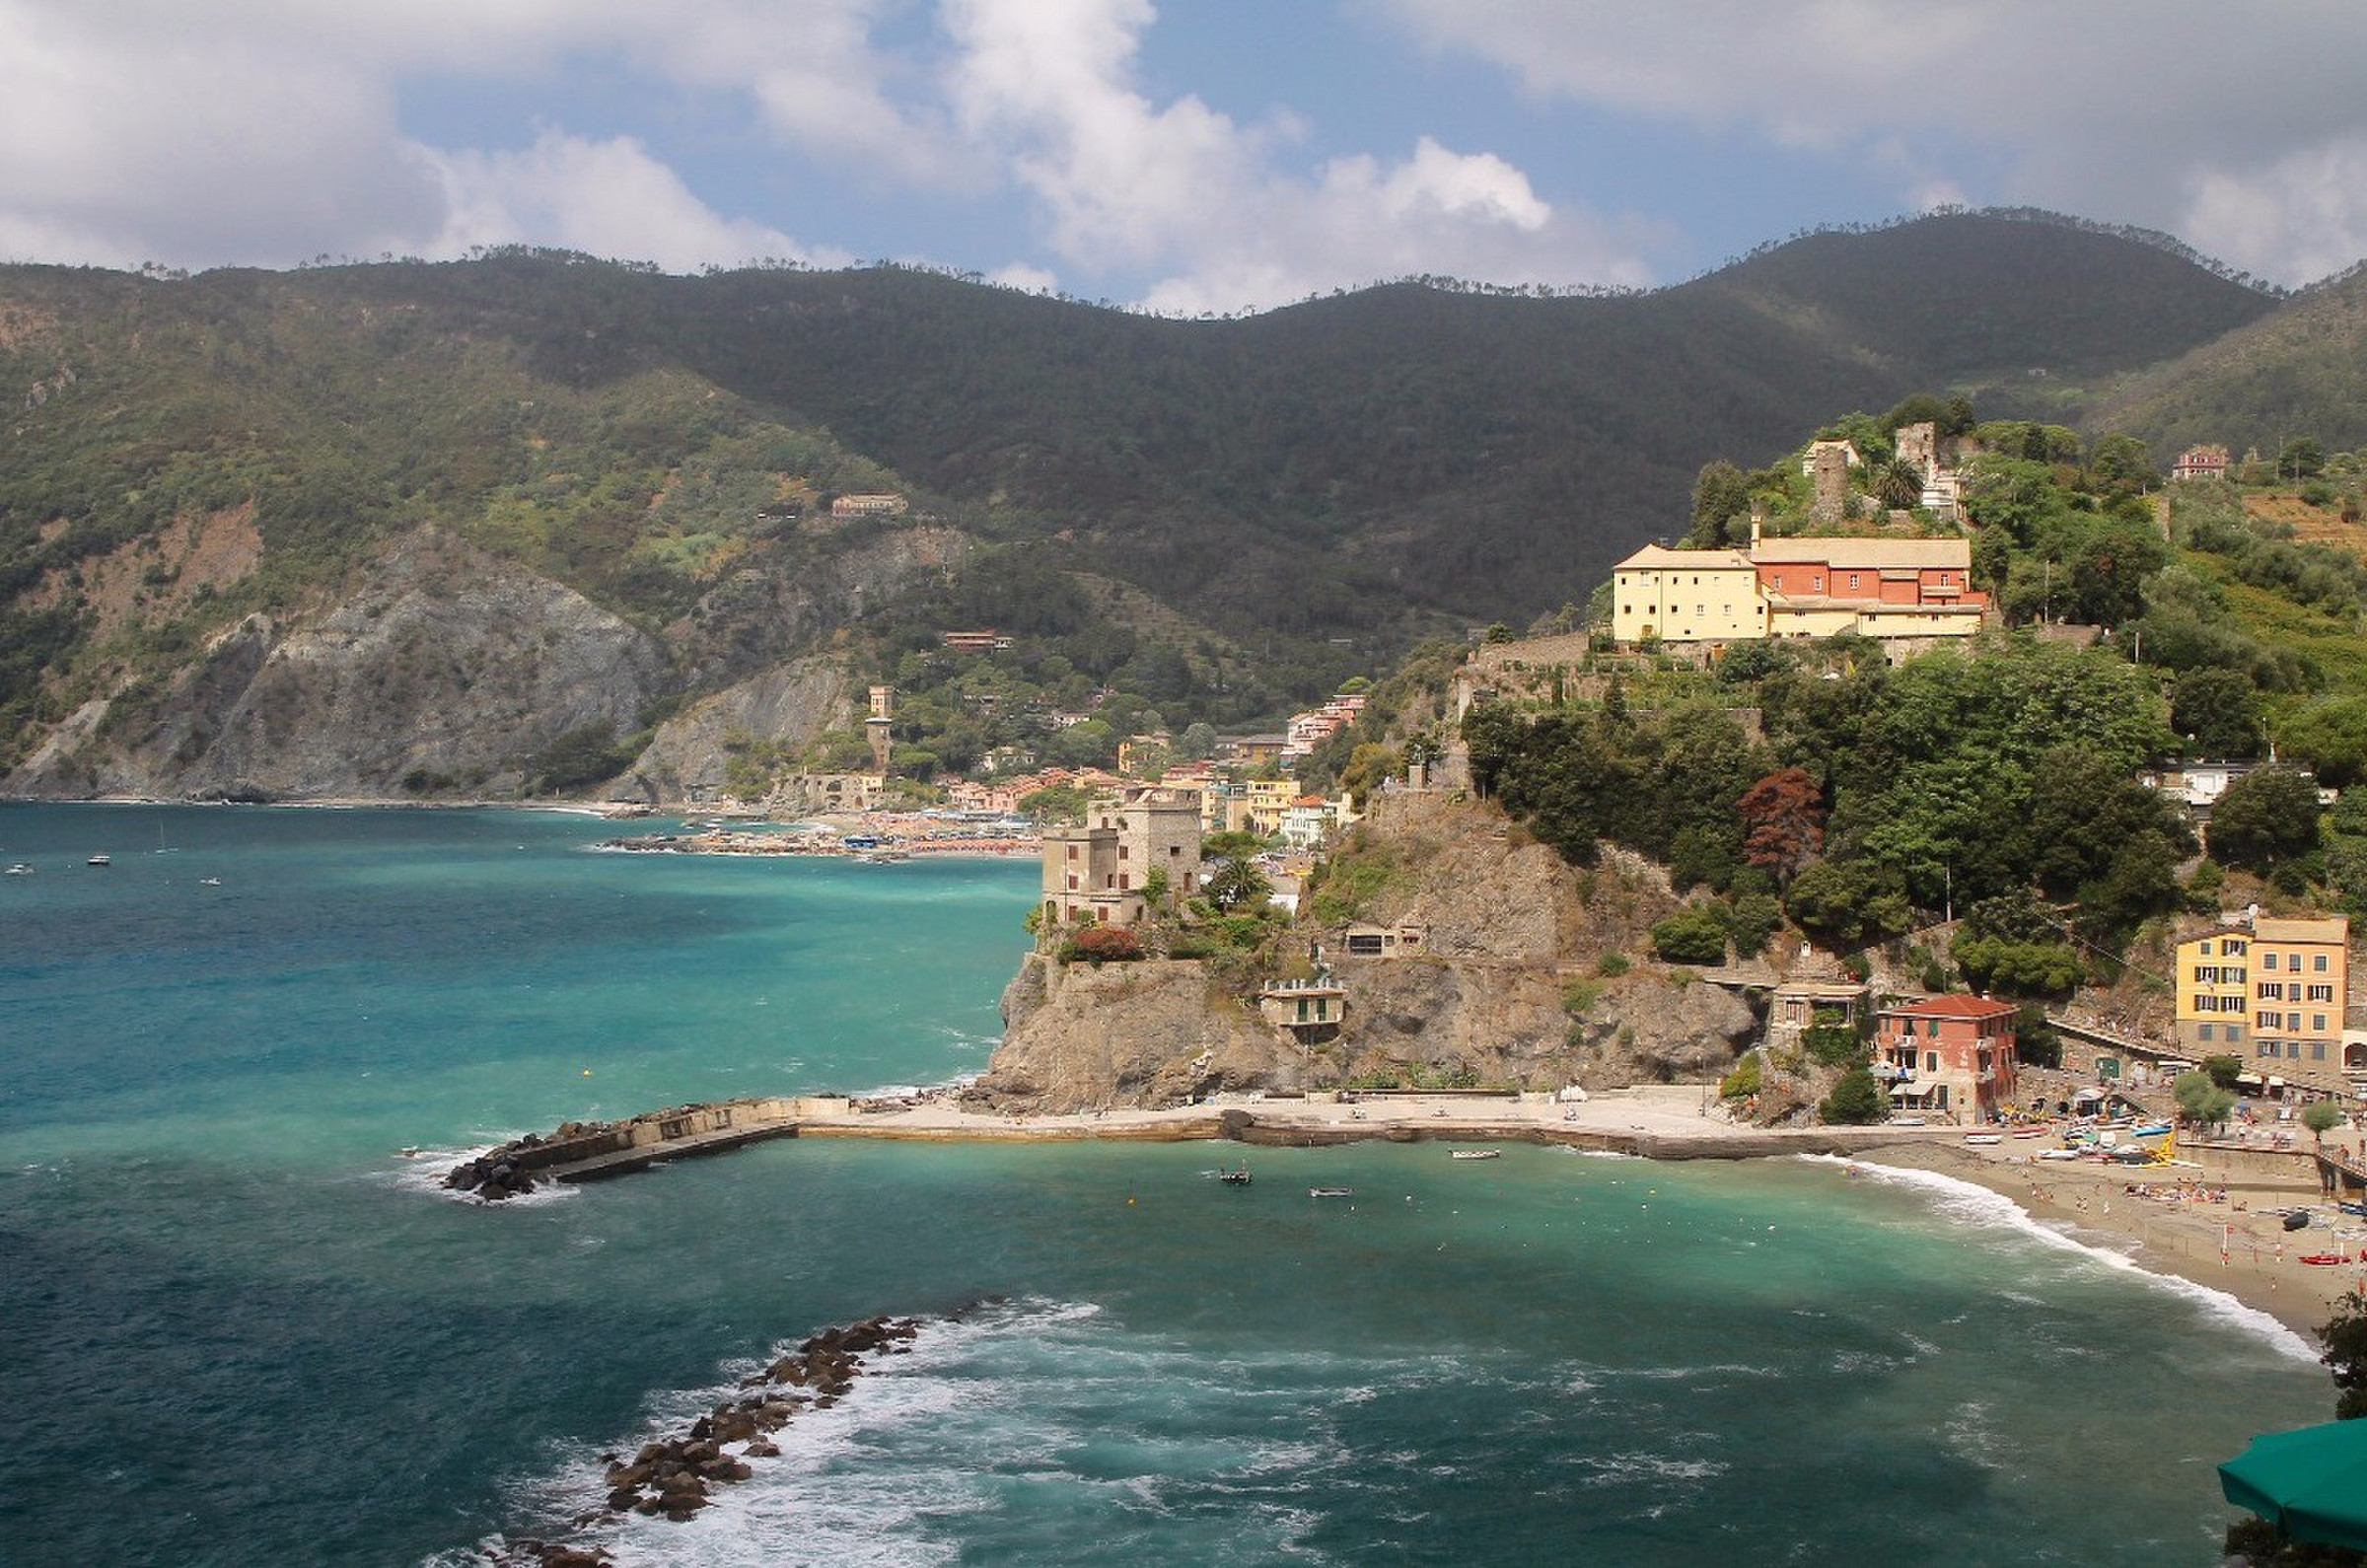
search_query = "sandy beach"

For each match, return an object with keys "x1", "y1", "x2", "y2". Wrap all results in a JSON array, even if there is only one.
[{"x1": 806, "y1": 1085, "x2": 2365, "y2": 1339}]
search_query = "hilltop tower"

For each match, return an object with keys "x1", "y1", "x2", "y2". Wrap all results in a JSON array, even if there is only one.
[{"x1": 867, "y1": 685, "x2": 895, "y2": 773}]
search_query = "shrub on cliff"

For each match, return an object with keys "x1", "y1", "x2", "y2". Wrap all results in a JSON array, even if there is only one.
[
  {"x1": 1062, "y1": 925, "x2": 1145, "y2": 962},
  {"x1": 1819, "y1": 1068, "x2": 1889, "y2": 1124},
  {"x1": 1650, "y1": 906, "x2": 1729, "y2": 964}
]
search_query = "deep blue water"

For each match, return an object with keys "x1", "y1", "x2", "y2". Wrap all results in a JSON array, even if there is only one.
[{"x1": 0, "y1": 804, "x2": 2333, "y2": 1566}]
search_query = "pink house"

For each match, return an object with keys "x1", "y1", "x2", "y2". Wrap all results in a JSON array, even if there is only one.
[{"x1": 1874, "y1": 995, "x2": 2019, "y2": 1123}]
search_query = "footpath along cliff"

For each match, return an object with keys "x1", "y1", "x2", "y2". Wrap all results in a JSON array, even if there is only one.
[{"x1": 973, "y1": 791, "x2": 1758, "y2": 1113}]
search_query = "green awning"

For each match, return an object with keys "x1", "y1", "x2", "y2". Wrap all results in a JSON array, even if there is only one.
[{"x1": 2221, "y1": 1418, "x2": 2367, "y2": 1551}]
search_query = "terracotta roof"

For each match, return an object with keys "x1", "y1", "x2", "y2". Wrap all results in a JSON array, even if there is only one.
[
  {"x1": 2252, "y1": 917, "x2": 2349, "y2": 945},
  {"x1": 1881, "y1": 994, "x2": 2019, "y2": 1022},
  {"x1": 1750, "y1": 537, "x2": 1971, "y2": 569},
  {"x1": 1614, "y1": 545, "x2": 1756, "y2": 569}
]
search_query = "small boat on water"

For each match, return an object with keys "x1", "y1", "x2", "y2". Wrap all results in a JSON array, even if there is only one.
[
  {"x1": 1308, "y1": 1186, "x2": 1355, "y2": 1198},
  {"x1": 1218, "y1": 1163, "x2": 1253, "y2": 1185},
  {"x1": 1449, "y1": 1149, "x2": 1501, "y2": 1161},
  {"x1": 4, "y1": 863, "x2": 32, "y2": 876},
  {"x1": 86, "y1": 854, "x2": 110, "y2": 867},
  {"x1": 198, "y1": 877, "x2": 222, "y2": 887}
]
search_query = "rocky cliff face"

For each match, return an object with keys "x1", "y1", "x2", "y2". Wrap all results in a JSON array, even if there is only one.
[
  {"x1": 9, "y1": 530, "x2": 675, "y2": 800},
  {"x1": 4, "y1": 521, "x2": 967, "y2": 804},
  {"x1": 977, "y1": 955, "x2": 1289, "y2": 1113},
  {"x1": 971, "y1": 790, "x2": 1763, "y2": 1111}
]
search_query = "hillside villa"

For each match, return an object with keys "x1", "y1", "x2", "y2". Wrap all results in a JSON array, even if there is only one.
[{"x1": 1611, "y1": 523, "x2": 1988, "y2": 648}]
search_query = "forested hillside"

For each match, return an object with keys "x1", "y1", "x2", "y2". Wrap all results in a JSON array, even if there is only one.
[{"x1": 0, "y1": 209, "x2": 2305, "y2": 797}]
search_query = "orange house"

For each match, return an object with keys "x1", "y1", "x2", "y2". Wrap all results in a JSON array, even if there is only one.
[{"x1": 1873, "y1": 995, "x2": 2019, "y2": 1123}]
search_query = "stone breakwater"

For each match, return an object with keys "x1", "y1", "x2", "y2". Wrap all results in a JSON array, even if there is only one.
[
  {"x1": 472, "y1": 1313, "x2": 929, "y2": 1567},
  {"x1": 443, "y1": 1100, "x2": 812, "y2": 1198}
]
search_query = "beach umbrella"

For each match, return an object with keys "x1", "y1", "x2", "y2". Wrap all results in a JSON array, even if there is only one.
[{"x1": 2220, "y1": 1418, "x2": 2367, "y2": 1550}]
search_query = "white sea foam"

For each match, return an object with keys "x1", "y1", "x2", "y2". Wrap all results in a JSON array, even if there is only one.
[
  {"x1": 482, "y1": 1298, "x2": 1355, "y2": 1567},
  {"x1": 372, "y1": 1143, "x2": 582, "y2": 1207},
  {"x1": 1802, "y1": 1154, "x2": 2317, "y2": 1362}
]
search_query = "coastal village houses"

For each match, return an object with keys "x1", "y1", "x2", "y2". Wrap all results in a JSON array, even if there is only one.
[
  {"x1": 1039, "y1": 786, "x2": 1205, "y2": 928},
  {"x1": 1610, "y1": 522, "x2": 1987, "y2": 648},
  {"x1": 1873, "y1": 995, "x2": 2020, "y2": 1123},
  {"x1": 2174, "y1": 914, "x2": 2355, "y2": 1090}
]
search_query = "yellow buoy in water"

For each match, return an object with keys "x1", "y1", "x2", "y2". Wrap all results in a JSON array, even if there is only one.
[{"x1": 582, "y1": 1069, "x2": 593, "y2": 1077}]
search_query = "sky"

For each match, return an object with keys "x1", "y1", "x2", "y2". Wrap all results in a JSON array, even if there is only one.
[{"x1": 5, "y1": 0, "x2": 2366, "y2": 315}]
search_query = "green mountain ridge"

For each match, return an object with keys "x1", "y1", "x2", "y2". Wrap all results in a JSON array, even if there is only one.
[{"x1": 0, "y1": 209, "x2": 2329, "y2": 798}]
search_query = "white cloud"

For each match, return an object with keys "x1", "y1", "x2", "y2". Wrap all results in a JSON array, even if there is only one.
[
  {"x1": 1372, "y1": 0, "x2": 2367, "y2": 284},
  {"x1": 942, "y1": 0, "x2": 1662, "y2": 312},
  {"x1": 2182, "y1": 136, "x2": 2367, "y2": 287},
  {"x1": 416, "y1": 130, "x2": 825, "y2": 272},
  {"x1": 0, "y1": 0, "x2": 894, "y2": 271}
]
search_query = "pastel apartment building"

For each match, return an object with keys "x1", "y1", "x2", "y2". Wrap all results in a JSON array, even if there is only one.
[
  {"x1": 1873, "y1": 995, "x2": 2020, "y2": 1123},
  {"x1": 1611, "y1": 530, "x2": 1988, "y2": 647},
  {"x1": 2175, "y1": 914, "x2": 2354, "y2": 1084},
  {"x1": 1039, "y1": 787, "x2": 1205, "y2": 929}
]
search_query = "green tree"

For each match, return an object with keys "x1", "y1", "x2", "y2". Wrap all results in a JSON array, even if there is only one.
[
  {"x1": 2304, "y1": 1099, "x2": 2345, "y2": 1149},
  {"x1": 1820, "y1": 1068, "x2": 1890, "y2": 1125},
  {"x1": 1203, "y1": 851, "x2": 1271, "y2": 914},
  {"x1": 2172, "y1": 669, "x2": 2262, "y2": 758},
  {"x1": 1650, "y1": 905, "x2": 1730, "y2": 964},
  {"x1": 2088, "y1": 433, "x2": 2154, "y2": 490},
  {"x1": 2209, "y1": 767, "x2": 2324, "y2": 870},
  {"x1": 2173, "y1": 1069, "x2": 2237, "y2": 1129},
  {"x1": 2279, "y1": 697, "x2": 2367, "y2": 787},
  {"x1": 1688, "y1": 460, "x2": 1754, "y2": 546},
  {"x1": 2283, "y1": 436, "x2": 2328, "y2": 481},
  {"x1": 2325, "y1": 1288, "x2": 2367, "y2": 1421},
  {"x1": 1783, "y1": 858, "x2": 1912, "y2": 949}
]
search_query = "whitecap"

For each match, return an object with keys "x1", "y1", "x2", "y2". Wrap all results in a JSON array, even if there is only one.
[{"x1": 1816, "y1": 1156, "x2": 2317, "y2": 1362}]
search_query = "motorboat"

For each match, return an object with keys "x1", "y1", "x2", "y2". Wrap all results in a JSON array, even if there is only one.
[
  {"x1": 87, "y1": 853, "x2": 110, "y2": 867},
  {"x1": 1449, "y1": 1149, "x2": 1501, "y2": 1161},
  {"x1": 1308, "y1": 1186, "x2": 1355, "y2": 1198},
  {"x1": 1217, "y1": 1164, "x2": 1252, "y2": 1186},
  {"x1": 4, "y1": 863, "x2": 32, "y2": 876}
]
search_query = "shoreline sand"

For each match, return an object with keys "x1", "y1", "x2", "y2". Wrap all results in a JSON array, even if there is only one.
[{"x1": 799, "y1": 1086, "x2": 2363, "y2": 1340}]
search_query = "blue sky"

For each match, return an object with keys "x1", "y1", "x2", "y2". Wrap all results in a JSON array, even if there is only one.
[{"x1": 5, "y1": 1, "x2": 2364, "y2": 313}]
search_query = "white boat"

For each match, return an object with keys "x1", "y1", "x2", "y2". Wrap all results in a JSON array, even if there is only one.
[
  {"x1": 1449, "y1": 1149, "x2": 1501, "y2": 1161},
  {"x1": 1964, "y1": 1133, "x2": 2003, "y2": 1146},
  {"x1": 1308, "y1": 1186, "x2": 1355, "y2": 1198},
  {"x1": 86, "y1": 854, "x2": 110, "y2": 867},
  {"x1": 198, "y1": 877, "x2": 222, "y2": 887},
  {"x1": 4, "y1": 863, "x2": 32, "y2": 876}
]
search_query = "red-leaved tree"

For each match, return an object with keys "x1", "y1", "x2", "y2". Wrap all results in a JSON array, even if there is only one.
[{"x1": 1738, "y1": 766, "x2": 1825, "y2": 883}]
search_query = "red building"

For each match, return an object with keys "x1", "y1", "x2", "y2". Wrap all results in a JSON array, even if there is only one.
[{"x1": 1873, "y1": 995, "x2": 2019, "y2": 1123}]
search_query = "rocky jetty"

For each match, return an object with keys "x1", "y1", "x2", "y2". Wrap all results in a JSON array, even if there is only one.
[
  {"x1": 442, "y1": 1151, "x2": 539, "y2": 1201},
  {"x1": 442, "y1": 1121, "x2": 611, "y2": 1201},
  {"x1": 471, "y1": 1313, "x2": 926, "y2": 1562},
  {"x1": 598, "y1": 1315, "x2": 922, "y2": 1522}
]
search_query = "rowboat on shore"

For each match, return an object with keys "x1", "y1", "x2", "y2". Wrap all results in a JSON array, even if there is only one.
[{"x1": 1965, "y1": 1133, "x2": 2003, "y2": 1146}]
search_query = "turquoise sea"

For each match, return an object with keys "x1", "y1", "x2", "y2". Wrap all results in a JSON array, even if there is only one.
[{"x1": 0, "y1": 803, "x2": 2333, "y2": 1566}]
